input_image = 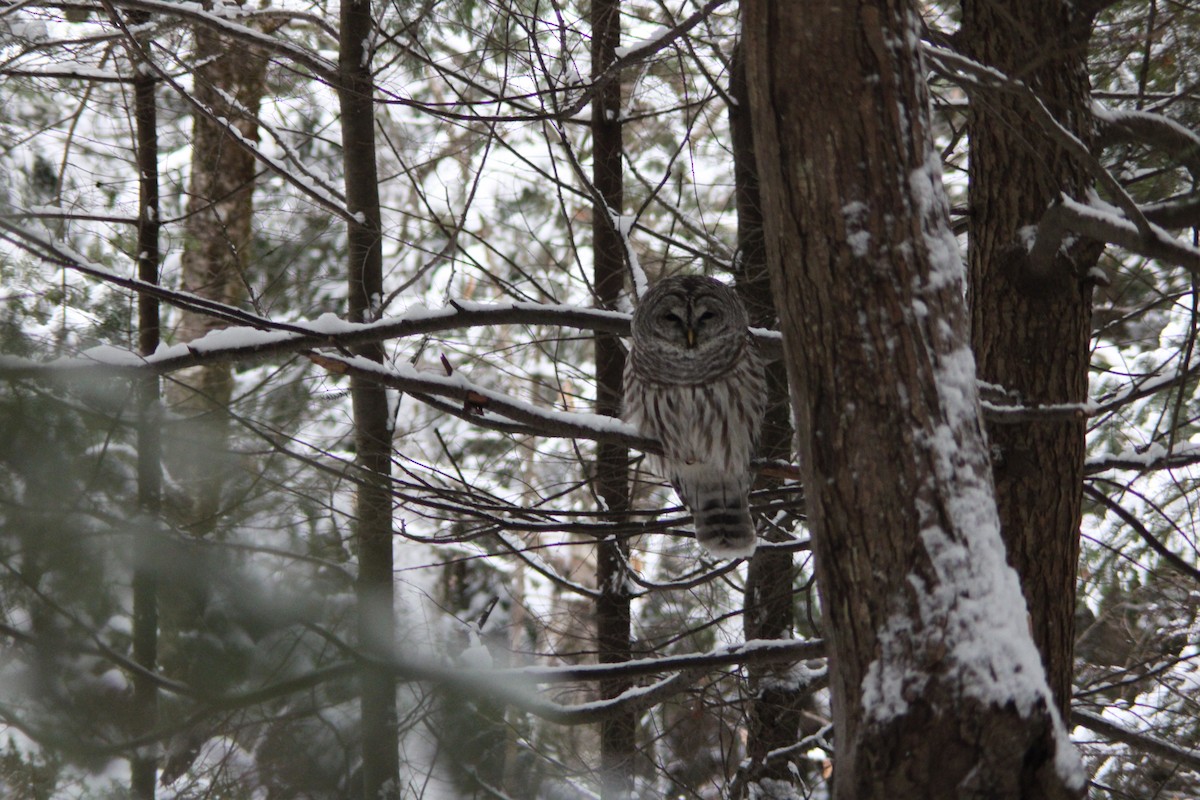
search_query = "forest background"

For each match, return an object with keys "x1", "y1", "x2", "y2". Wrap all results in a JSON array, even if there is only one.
[{"x1": 1, "y1": 0, "x2": 1200, "y2": 798}]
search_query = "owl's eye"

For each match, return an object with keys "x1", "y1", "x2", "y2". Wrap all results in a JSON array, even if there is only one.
[
  {"x1": 663, "y1": 311, "x2": 683, "y2": 325},
  {"x1": 696, "y1": 310, "x2": 717, "y2": 324}
]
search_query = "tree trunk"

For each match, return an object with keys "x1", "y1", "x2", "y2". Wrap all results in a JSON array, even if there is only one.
[
  {"x1": 157, "y1": 14, "x2": 267, "y2": 770},
  {"x1": 166, "y1": 12, "x2": 267, "y2": 527},
  {"x1": 742, "y1": 2, "x2": 1083, "y2": 798},
  {"x1": 590, "y1": 0, "x2": 634, "y2": 796},
  {"x1": 729, "y1": 42, "x2": 805, "y2": 796},
  {"x1": 338, "y1": 3, "x2": 400, "y2": 798},
  {"x1": 960, "y1": 1, "x2": 1102, "y2": 716},
  {"x1": 131, "y1": 16, "x2": 161, "y2": 798}
]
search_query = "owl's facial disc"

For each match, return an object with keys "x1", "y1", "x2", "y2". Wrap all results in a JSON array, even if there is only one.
[
  {"x1": 688, "y1": 302, "x2": 722, "y2": 348},
  {"x1": 656, "y1": 303, "x2": 690, "y2": 348}
]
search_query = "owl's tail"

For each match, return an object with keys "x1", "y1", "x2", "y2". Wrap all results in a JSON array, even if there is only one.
[{"x1": 684, "y1": 481, "x2": 757, "y2": 559}]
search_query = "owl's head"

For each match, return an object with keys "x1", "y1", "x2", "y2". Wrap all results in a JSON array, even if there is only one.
[{"x1": 631, "y1": 275, "x2": 749, "y2": 357}]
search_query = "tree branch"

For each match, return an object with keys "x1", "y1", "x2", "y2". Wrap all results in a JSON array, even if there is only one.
[
  {"x1": 1071, "y1": 708, "x2": 1200, "y2": 773},
  {"x1": 1083, "y1": 483, "x2": 1200, "y2": 584},
  {"x1": 1094, "y1": 105, "x2": 1200, "y2": 183},
  {"x1": 307, "y1": 351, "x2": 664, "y2": 455},
  {"x1": 925, "y1": 44, "x2": 1153, "y2": 242}
]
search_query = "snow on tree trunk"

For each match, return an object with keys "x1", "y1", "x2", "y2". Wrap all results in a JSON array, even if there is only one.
[{"x1": 742, "y1": 2, "x2": 1085, "y2": 797}]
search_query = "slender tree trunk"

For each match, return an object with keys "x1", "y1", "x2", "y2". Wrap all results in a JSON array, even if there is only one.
[
  {"x1": 166, "y1": 9, "x2": 267, "y2": 528},
  {"x1": 590, "y1": 0, "x2": 634, "y2": 796},
  {"x1": 742, "y1": 2, "x2": 1083, "y2": 798},
  {"x1": 960, "y1": 1, "x2": 1102, "y2": 716},
  {"x1": 729, "y1": 42, "x2": 805, "y2": 795},
  {"x1": 131, "y1": 18, "x2": 161, "y2": 798},
  {"x1": 339, "y1": 3, "x2": 400, "y2": 798}
]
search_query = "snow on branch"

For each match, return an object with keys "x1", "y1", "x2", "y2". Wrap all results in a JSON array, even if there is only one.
[
  {"x1": 1085, "y1": 443, "x2": 1200, "y2": 475},
  {"x1": 503, "y1": 638, "x2": 826, "y2": 683},
  {"x1": 925, "y1": 44, "x2": 1153, "y2": 241},
  {"x1": 88, "y1": 0, "x2": 339, "y2": 80},
  {"x1": 0, "y1": 296, "x2": 638, "y2": 384},
  {"x1": 219, "y1": 638, "x2": 825, "y2": 730},
  {"x1": 929, "y1": 44, "x2": 1200, "y2": 270},
  {"x1": 377, "y1": 637, "x2": 825, "y2": 725},
  {"x1": 1094, "y1": 104, "x2": 1200, "y2": 183},
  {"x1": 1038, "y1": 195, "x2": 1200, "y2": 274},
  {"x1": 0, "y1": 227, "x2": 784, "y2": 382},
  {"x1": 308, "y1": 351, "x2": 663, "y2": 455},
  {"x1": 980, "y1": 399, "x2": 1094, "y2": 424},
  {"x1": 1072, "y1": 708, "x2": 1200, "y2": 774}
]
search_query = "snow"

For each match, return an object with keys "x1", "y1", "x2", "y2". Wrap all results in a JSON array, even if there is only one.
[
  {"x1": 613, "y1": 212, "x2": 648, "y2": 299},
  {"x1": 183, "y1": 326, "x2": 298, "y2": 353},
  {"x1": 0, "y1": 301, "x2": 638, "y2": 377},
  {"x1": 613, "y1": 26, "x2": 670, "y2": 60},
  {"x1": 337, "y1": 353, "x2": 645, "y2": 442},
  {"x1": 842, "y1": 200, "x2": 871, "y2": 257},
  {"x1": 858, "y1": 146, "x2": 1085, "y2": 789},
  {"x1": 1059, "y1": 192, "x2": 1200, "y2": 264},
  {"x1": 1093, "y1": 103, "x2": 1200, "y2": 148}
]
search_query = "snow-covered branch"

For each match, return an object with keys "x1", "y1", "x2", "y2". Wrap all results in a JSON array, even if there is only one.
[
  {"x1": 504, "y1": 638, "x2": 826, "y2": 683},
  {"x1": 1085, "y1": 443, "x2": 1200, "y2": 475},
  {"x1": 1095, "y1": 105, "x2": 1200, "y2": 183},
  {"x1": 70, "y1": 0, "x2": 340, "y2": 80},
  {"x1": 925, "y1": 44, "x2": 1153, "y2": 241},
  {"x1": 309, "y1": 351, "x2": 663, "y2": 455},
  {"x1": 1041, "y1": 195, "x2": 1200, "y2": 274},
  {"x1": 1071, "y1": 708, "x2": 1200, "y2": 773}
]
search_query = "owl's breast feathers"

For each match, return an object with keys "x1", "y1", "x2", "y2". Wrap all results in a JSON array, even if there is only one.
[{"x1": 622, "y1": 340, "x2": 765, "y2": 474}]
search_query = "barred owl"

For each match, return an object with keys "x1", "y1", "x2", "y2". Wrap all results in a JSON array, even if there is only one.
[{"x1": 623, "y1": 275, "x2": 766, "y2": 558}]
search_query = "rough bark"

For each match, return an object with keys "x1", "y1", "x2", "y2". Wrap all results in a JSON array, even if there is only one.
[
  {"x1": 338, "y1": 2, "x2": 400, "y2": 797},
  {"x1": 590, "y1": 0, "x2": 634, "y2": 796},
  {"x1": 131, "y1": 18, "x2": 161, "y2": 798},
  {"x1": 960, "y1": 1, "x2": 1102, "y2": 717},
  {"x1": 742, "y1": 2, "x2": 1083, "y2": 798},
  {"x1": 729, "y1": 42, "x2": 806, "y2": 795},
  {"x1": 166, "y1": 9, "x2": 267, "y2": 527}
]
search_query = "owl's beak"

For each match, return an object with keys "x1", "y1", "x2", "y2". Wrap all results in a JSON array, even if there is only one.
[{"x1": 686, "y1": 327, "x2": 696, "y2": 348}]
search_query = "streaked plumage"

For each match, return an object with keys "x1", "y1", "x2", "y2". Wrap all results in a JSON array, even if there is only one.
[{"x1": 623, "y1": 275, "x2": 766, "y2": 558}]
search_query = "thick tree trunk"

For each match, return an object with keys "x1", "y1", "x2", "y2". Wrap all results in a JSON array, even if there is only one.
[
  {"x1": 742, "y1": 2, "x2": 1083, "y2": 798},
  {"x1": 590, "y1": 0, "x2": 634, "y2": 796},
  {"x1": 167, "y1": 13, "x2": 267, "y2": 527},
  {"x1": 960, "y1": 1, "x2": 1102, "y2": 716},
  {"x1": 157, "y1": 15, "x2": 266, "y2": 769},
  {"x1": 729, "y1": 43, "x2": 805, "y2": 795},
  {"x1": 338, "y1": 3, "x2": 400, "y2": 798},
  {"x1": 131, "y1": 20, "x2": 161, "y2": 798}
]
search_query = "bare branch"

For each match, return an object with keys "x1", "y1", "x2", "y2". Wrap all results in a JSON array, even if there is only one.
[{"x1": 1083, "y1": 483, "x2": 1200, "y2": 584}]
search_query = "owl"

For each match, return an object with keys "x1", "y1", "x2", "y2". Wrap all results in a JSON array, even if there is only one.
[{"x1": 623, "y1": 275, "x2": 767, "y2": 558}]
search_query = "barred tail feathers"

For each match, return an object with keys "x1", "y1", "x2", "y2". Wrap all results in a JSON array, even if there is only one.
[{"x1": 676, "y1": 474, "x2": 757, "y2": 559}]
